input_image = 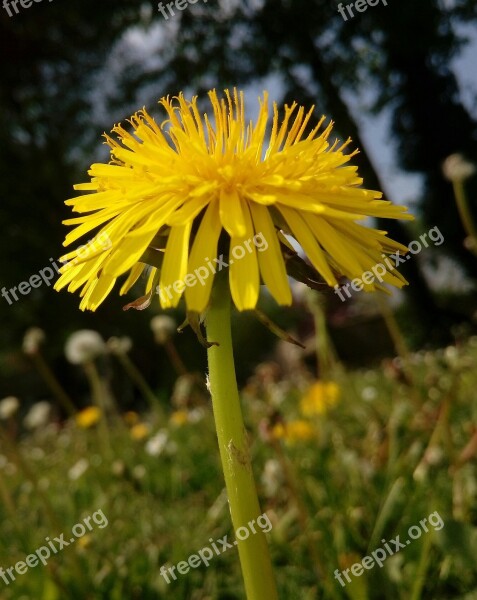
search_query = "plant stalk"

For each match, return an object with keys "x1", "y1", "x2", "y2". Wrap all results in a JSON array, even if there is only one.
[{"x1": 205, "y1": 275, "x2": 278, "y2": 600}]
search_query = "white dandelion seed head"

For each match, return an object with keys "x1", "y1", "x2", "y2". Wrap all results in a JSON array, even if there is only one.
[
  {"x1": 107, "y1": 336, "x2": 133, "y2": 355},
  {"x1": 150, "y1": 315, "x2": 177, "y2": 344},
  {"x1": 23, "y1": 401, "x2": 52, "y2": 430},
  {"x1": 0, "y1": 396, "x2": 20, "y2": 420},
  {"x1": 442, "y1": 153, "x2": 476, "y2": 182},
  {"x1": 65, "y1": 330, "x2": 106, "y2": 365},
  {"x1": 22, "y1": 327, "x2": 46, "y2": 355}
]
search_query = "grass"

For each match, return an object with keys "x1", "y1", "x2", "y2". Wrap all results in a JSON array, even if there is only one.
[{"x1": 1, "y1": 338, "x2": 477, "y2": 599}]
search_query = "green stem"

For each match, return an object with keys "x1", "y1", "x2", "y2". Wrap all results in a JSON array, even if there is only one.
[
  {"x1": 205, "y1": 276, "x2": 278, "y2": 600},
  {"x1": 165, "y1": 339, "x2": 188, "y2": 375},
  {"x1": 83, "y1": 360, "x2": 112, "y2": 458},
  {"x1": 117, "y1": 353, "x2": 163, "y2": 416},
  {"x1": 33, "y1": 352, "x2": 77, "y2": 416},
  {"x1": 409, "y1": 525, "x2": 433, "y2": 600}
]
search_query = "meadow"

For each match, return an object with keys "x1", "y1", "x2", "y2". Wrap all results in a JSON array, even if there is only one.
[{"x1": 1, "y1": 325, "x2": 477, "y2": 599}]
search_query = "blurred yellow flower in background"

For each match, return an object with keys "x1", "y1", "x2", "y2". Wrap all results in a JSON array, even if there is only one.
[
  {"x1": 76, "y1": 535, "x2": 92, "y2": 550},
  {"x1": 300, "y1": 381, "x2": 340, "y2": 417},
  {"x1": 170, "y1": 410, "x2": 189, "y2": 427},
  {"x1": 55, "y1": 89, "x2": 412, "y2": 314},
  {"x1": 75, "y1": 406, "x2": 101, "y2": 428},
  {"x1": 130, "y1": 423, "x2": 150, "y2": 440},
  {"x1": 272, "y1": 420, "x2": 315, "y2": 444}
]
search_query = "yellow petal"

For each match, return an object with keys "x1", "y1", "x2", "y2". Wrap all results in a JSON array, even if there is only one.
[
  {"x1": 278, "y1": 205, "x2": 337, "y2": 286},
  {"x1": 308, "y1": 214, "x2": 364, "y2": 277},
  {"x1": 102, "y1": 229, "x2": 158, "y2": 277},
  {"x1": 229, "y1": 203, "x2": 259, "y2": 310},
  {"x1": 159, "y1": 223, "x2": 192, "y2": 308},
  {"x1": 80, "y1": 275, "x2": 116, "y2": 311},
  {"x1": 167, "y1": 195, "x2": 211, "y2": 227},
  {"x1": 250, "y1": 203, "x2": 292, "y2": 306},
  {"x1": 220, "y1": 188, "x2": 247, "y2": 237},
  {"x1": 120, "y1": 263, "x2": 146, "y2": 295},
  {"x1": 184, "y1": 201, "x2": 222, "y2": 313}
]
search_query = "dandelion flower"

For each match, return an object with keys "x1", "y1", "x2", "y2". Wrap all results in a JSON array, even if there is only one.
[
  {"x1": 75, "y1": 406, "x2": 101, "y2": 428},
  {"x1": 77, "y1": 535, "x2": 92, "y2": 550},
  {"x1": 300, "y1": 381, "x2": 340, "y2": 416},
  {"x1": 170, "y1": 409, "x2": 189, "y2": 426},
  {"x1": 130, "y1": 423, "x2": 150, "y2": 440},
  {"x1": 272, "y1": 420, "x2": 315, "y2": 444},
  {"x1": 55, "y1": 89, "x2": 412, "y2": 314}
]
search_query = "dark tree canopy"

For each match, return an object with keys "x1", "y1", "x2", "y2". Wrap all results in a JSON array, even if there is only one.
[{"x1": 1, "y1": 0, "x2": 476, "y2": 356}]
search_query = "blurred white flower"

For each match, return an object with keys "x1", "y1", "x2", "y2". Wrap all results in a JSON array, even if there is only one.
[
  {"x1": 23, "y1": 401, "x2": 52, "y2": 430},
  {"x1": 145, "y1": 430, "x2": 169, "y2": 456},
  {"x1": 111, "y1": 460, "x2": 125, "y2": 476},
  {"x1": 261, "y1": 459, "x2": 284, "y2": 497},
  {"x1": 171, "y1": 374, "x2": 194, "y2": 408},
  {"x1": 0, "y1": 396, "x2": 20, "y2": 420},
  {"x1": 22, "y1": 327, "x2": 46, "y2": 355},
  {"x1": 361, "y1": 386, "x2": 378, "y2": 402},
  {"x1": 150, "y1": 315, "x2": 176, "y2": 344},
  {"x1": 107, "y1": 336, "x2": 133, "y2": 355},
  {"x1": 68, "y1": 458, "x2": 89, "y2": 481},
  {"x1": 444, "y1": 345, "x2": 459, "y2": 368},
  {"x1": 188, "y1": 407, "x2": 206, "y2": 423},
  {"x1": 442, "y1": 153, "x2": 476, "y2": 182},
  {"x1": 65, "y1": 330, "x2": 106, "y2": 364}
]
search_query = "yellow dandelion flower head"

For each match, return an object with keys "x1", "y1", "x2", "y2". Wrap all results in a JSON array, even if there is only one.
[
  {"x1": 76, "y1": 534, "x2": 92, "y2": 550},
  {"x1": 55, "y1": 89, "x2": 413, "y2": 314},
  {"x1": 75, "y1": 406, "x2": 101, "y2": 428},
  {"x1": 130, "y1": 423, "x2": 150, "y2": 440},
  {"x1": 272, "y1": 420, "x2": 315, "y2": 444},
  {"x1": 169, "y1": 409, "x2": 189, "y2": 427},
  {"x1": 300, "y1": 380, "x2": 340, "y2": 417}
]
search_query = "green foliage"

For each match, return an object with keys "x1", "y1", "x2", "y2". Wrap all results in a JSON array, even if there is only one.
[{"x1": 1, "y1": 339, "x2": 477, "y2": 598}]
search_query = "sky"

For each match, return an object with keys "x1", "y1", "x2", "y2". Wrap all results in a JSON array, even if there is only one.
[
  {"x1": 101, "y1": 11, "x2": 477, "y2": 211},
  {"x1": 348, "y1": 25, "x2": 477, "y2": 207}
]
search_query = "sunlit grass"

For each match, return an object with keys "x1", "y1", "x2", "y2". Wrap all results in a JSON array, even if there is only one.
[{"x1": 1, "y1": 338, "x2": 477, "y2": 599}]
